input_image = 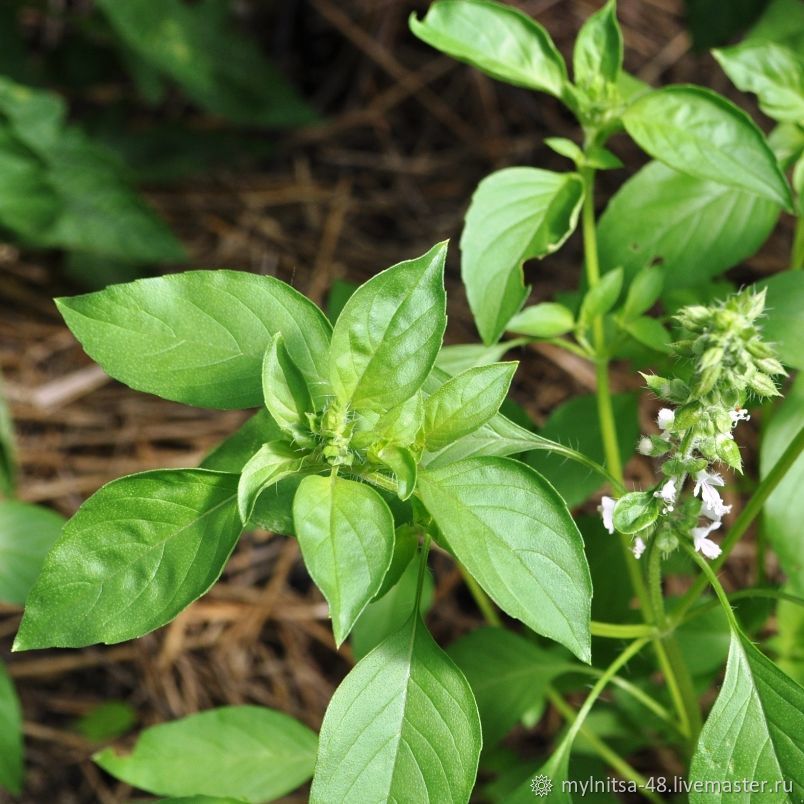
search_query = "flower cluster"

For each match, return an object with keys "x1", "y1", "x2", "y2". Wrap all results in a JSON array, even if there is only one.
[{"x1": 599, "y1": 289, "x2": 785, "y2": 560}]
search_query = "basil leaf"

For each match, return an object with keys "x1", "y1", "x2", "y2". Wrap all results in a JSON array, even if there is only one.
[
  {"x1": 598, "y1": 161, "x2": 779, "y2": 287},
  {"x1": 376, "y1": 445, "x2": 417, "y2": 501},
  {"x1": 293, "y1": 475, "x2": 394, "y2": 645},
  {"x1": 330, "y1": 242, "x2": 447, "y2": 411},
  {"x1": 237, "y1": 441, "x2": 307, "y2": 524},
  {"x1": 0, "y1": 662, "x2": 23, "y2": 795},
  {"x1": 311, "y1": 615, "x2": 481, "y2": 802},
  {"x1": 261, "y1": 333, "x2": 313, "y2": 437},
  {"x1": 76, "y1": 701, "x2": 136, "y2": 742},
  {"x1": 57, "y1": 271, "x2": 332, "y2": 410},
  {"x1": 461, "y1": 168, "x2": 584, "y2": 344},
  {"x1": 372, "y1": 393, "x2": 424, "y2": 447},
  {"x1": 573, "y1": 0, "x2": 623, "y2": 88},
  {"x1": 758, "y1": 273, "x2": 804, "y2": 370},
  {"x1": 580, "y1": 267, "x2": 623, "y2": 322},
  {"x1": 622, "y1": 86, "x2": 793, "y2": 210},
  {"x1": 94, "y1": 705, "x2": 318, "y2": 803},
  {"x1": 621, "y1": 266, "x2": 664, "y2": 320},
  {"x1": 423, "y1": 362, "x2": 517, "y2": 451},
  {"x1": 200, "y1": 410, "x2": 284, "y2": 473},
  {"x1": 435, "y1": 341, "x2": 520, "y2": 376},
  {"x1": 0, "y1": 373, "x2": 15, "y2": 495},
  {"x1": 761, "y1": 374, "x2": 804, "y2": 591},
  {"x1": 613, "y1": 491, "x2": 661, "y2": 534},
  {"x1": 418, "y1": 457, "x2": 592, "y2": 661},
  {"x1": 448, "y1": 627, "x2": 571, "y2": 744},
  {"x1": 409, "y1": 0, "x2": 567, "y2": 98},
  {"x1": 352, "y1": 551, "x2": 435, "y2": 660},
  {"x1": 622, "y1": 316, "x2": 671, "y2": 353},
  {"x1": 714, "y1": 41, "x2": 804, "y2": 124},
  {"x1": 507, "y1": 303, "x2": 575, "y2": 338},
  {"x1": 689, "y1": 633, "x2": 804, "y2": 801},
  {"x1": 0, "y1": 501, "x2": 64, "y2": 605},
  {"x1": 14, "y1": 469, "x2": 241, "y2": 650},
  {"x1": 249, "y1": 475, "x2": 302, "y2": 537}
]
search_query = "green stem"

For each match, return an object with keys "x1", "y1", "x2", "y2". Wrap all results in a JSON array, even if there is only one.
[
  {"x1": 792, "y1": 214, "x2": 804, "y2": 270},
  {"x1": 414, "y1": 532, "x2": 432, "y2": 611},
  {"x1": 590, "y1": 620, "x2": 656, "y2": 639},
  {"x1": 680, "y1": 588, "x2": 804, "y2": 626},
  {"x1": 673, "y1": 424, "x2": 804, "y2": 624},
  {"x1": 683, "y1": 544, "x2": 741, "y2": 633},
  {"x1": 458, "y1": 564, "x2": 502, "y2": 627}
]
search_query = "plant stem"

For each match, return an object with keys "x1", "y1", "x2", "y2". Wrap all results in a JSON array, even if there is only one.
[
  {"x1": 672, "y1": 424, "x2": 804, "y2": 625},
  {"x1": 458, "y1": 564, "x2": 502, "y2": 627},
  {"x1": 792, "y1": 214, "x2": 804, "y2": 270},
  {"x1": 680, "y1": 588, "x2": 804, "y2": 626},
  {"x1": 591, "y1": 620, "x2": 656, "y2": 639},
  {"x1": 683, "y1": 544, "x2": 741, "y2": 634}
]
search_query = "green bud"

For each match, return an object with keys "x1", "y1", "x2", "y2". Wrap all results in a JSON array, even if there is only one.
[
  {"x1": 716, "y1": 434, "x2": 742, "y2": 472},
  {"x1": 749, "y1": 372, "x2": 780, "y2": 398}
]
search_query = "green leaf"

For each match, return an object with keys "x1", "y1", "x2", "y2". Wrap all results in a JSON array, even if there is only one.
[
  {"x1": 573, "y1": 0, "x2": 623, "y2": 88},
  {"x1": 14, "y1": 470, "x2": 241, "y2": 650},
  {"x1": 758, "y1": 273, "x2": 804, "y2": 370},
  {"x1": 622, "y1": 315, "x2": 671, "y2": 353},
  {"x1": 418, "y1": 457, "x2": 592, "y2": 661},
  {"x1": 622, "y1": 86, "x2": 793, "y2": 209},
  {"x1": 57, "y1": 271, "x2": 332, "y2": 410},
  {"x1": 375, "y1": 445, "x2": 417, "y2": 501},
  {"x1": 612, "y1": 491, "x2": 661, "y2": 534},
  {"x1": 94, "y1": 0, "x2": 314, "y2": 128},
  {"x1": 622, "y1": 266, "x2": 664, "y2": 319},
  {"x1": 0, "y1": 501, "x2": 65, "y2": 605},
  {"x1": 461, "y1": 168, "x2": 584, "y2": 344},
  {"x1": 448, "y1": 627, "x2": 571, "y2": 744},
  {"x1": 761, "y1": 374, "x2": 804, "y2": 590},
  {"x1": 746, "y1": 0, "x2": 804, "y2": 50},
  {"x1": 330, "y1": 242, "x2": 447, "y2": 411},
  {"x1": 714, "y1": 41, "x2": 804, "y2": 123},
  {"x1": 94, "y1": 706, "x2": 317, "y2": 803},
  {"x1": 261, "y1": 334, "x2": 313, "y2": 438},
  {"x1": 311, "y1": 614, "x2": 481, "y2": 802},
  {"x1": 200, "y1": 410, "x2": 284, "y2": 473},
  {"x1": 507, "y1": 303, "x2": 575, "y2": 338},
  {"x1": 598, "y1": 161, "x2": 779, "y2": 287},
  {"x1": 409, "y1": 0, "x2": 567, "y2": 98},
  {"x1": 580, "y1": 267, "x2": 623, "y2": 322},
  {"x1": 293, "y1": 475, "x2": 394, "y2": 645},
  {"x1": 435, "y1": 341, "x2": 521, "y2": 376},
  {"x1": 0, "y1": 662, "x2": 23, "y2": 795},
  {"x1": 75, "y1": 701, "x2": 137, "y2": 742},
  {"x1": 527, "y1": 393, "x2": 638, "y2": 508},
  {"x1": 237, "y1": 441, "x2": 308, "y2": 524},
  {"x1": 371, "y1": 393, "x2": 424, "y2": 447},
  {"x1": 351, "y1": 551, "x2": 434, "y2": 660},
  {"x1": 423, "y1": 362, "x2": 517, "y2": 451},
  {"x1": 0, "y1": 372, "x2": 15, "y2": 496},
  {"x1": 689, "y1": 632, "x2": 804, "y2": 802}
]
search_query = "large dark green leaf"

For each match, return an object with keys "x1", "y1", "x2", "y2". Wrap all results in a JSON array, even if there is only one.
[
  {"x1": 330, "y1": 242, "x2": 447, "y2": 412},
  {"x1": 0, "y1": 501, "x2": 65, "y2": 605},
  {"x1": 758, "y1": 273, "x2": 804, "y2": 370},
  {"x1": 311, "y1": 614, "x2": 481, "y2": 802},
  {"x1": 57, "y1": 271, "x2": 332, "y2": 410},
  {"x1": 14, "y1": 470, "x2": 241, "y2": 649},
  {"x1": 418, "y1": 457, "x2": 592, "y2": 661},
  {"x1": 410, "y1": 0, "x2": 567, "y2": 98},
  {"x1": 293, "y1": 475, "x2": 394, "y2": 645},
  {"x1": 0, "y1": 662, "x2": 22, "y2": 795},
  {"x1": 689, "y1": 633, "x2": 804, "y2": 801},
  {"x1": 598, "y1": 161, "x2": 779, "y2": 287},
  {"x1": 622, "y1": 86, "x2": 793, "y2": 209},
  {"x1": 95, "y1": 706, "x2": 317, "y2": 803},
  {"x1": 461, "y1": 168, "x2": 584, "y2": 344}
]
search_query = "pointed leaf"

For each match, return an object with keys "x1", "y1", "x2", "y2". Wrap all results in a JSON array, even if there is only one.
[
  {"x1": 573, "y1": 0, "x2": 623, "y2": 88},
  {"x1": 623, "y1": 86, "x2": 793, "y2": 209},
  {"x1": 376, "y1": 445, "x2": 417, "y2": 501},
  {"x1": 507, "y1": 303, "x2": 575, "y2": 338},
  {"x1": 690, "y1": 632, "x2": 804, "y2": 801},
  {"x1": 311, "y1": 615, "x2": 481, "y2": 802},
  {"x1": 200, "y1": 409, "x2": 284, "y2": 473},
  {"x1": 424, "y1": 362, "x2": 517, "y2": 451},
  {"x1": 94, "y1": 706, "x2": 317, "y2": 803},
  {"x1": 56, "y1": 271, "x2": 332, "y2": 410},
  {"x1": 418, "y1": 457, "x2": 592, "y2": 661},
  {"x1": 261, "y1": 333, "x2": 314, "y2": 437},
  {"x1": 410, "y1": 0, "x2": 567, "y2": 97},
  {"x1": 237, "y1": 441, "x2": 307, "y2": 524},
  {"x1": 330, "y1": 242, "x2": 447, "y2": 411},
  {"x1": 293, "y1": 475, "x2": 394, "y2": 645},
  {"x1": 14, "y1": 470, "x2": 241, "y2": 649},
  {"x1": 461, "y1": 168, "x2": 584, "y2": 344}
]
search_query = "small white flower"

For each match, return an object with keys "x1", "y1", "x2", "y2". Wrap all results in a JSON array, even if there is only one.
[
  {"x1": 701, "y1": 499, "x2": 732, "y2": 521},
  {"x1": 692, "y1": 520, "x2": 722, "y2": 560},
  {"x1": 694, "y1": 470, "x2": 730, "y2": 519},
  {"x1": 632, "y1": 536, "x2": 646, "y2": 559},
  {"x1": 599, "y1": 496, "x2": 616, "y2": 535},
  {"x1": 730, "y1": 408, "x2": 750, "y2": 426},
  {"x1": 653, "y1": 478, "x2": 677, "y2": 513},
  {"x1": 657, "y1": 408, "x2": 675, "y2": 432},
  {"x1": 638, "y1": 437, "x2": 653, "y2": 456}
]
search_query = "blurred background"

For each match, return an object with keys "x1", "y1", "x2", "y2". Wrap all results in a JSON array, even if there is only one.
[{"x1": 0, "y1": 1, "x2": 794, "y2": 801}]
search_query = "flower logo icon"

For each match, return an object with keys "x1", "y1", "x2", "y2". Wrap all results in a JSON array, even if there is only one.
[{"x1": 530, "y1": 774, "x2": 553, "y2": 797}]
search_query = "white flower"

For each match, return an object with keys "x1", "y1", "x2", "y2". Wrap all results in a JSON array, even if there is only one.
[
  {"x1": 599, "y1": 496, "x2": 616, "y2": 535},
  {"x1": 638, "y1": 437, "x2": 653, "y2": 456},
  {"x1": 653, "y1": 478, "x2": 677, "y2": 513},
  {"x1": 692, "y1": 520, "x2": 722, "y2": 560},
  {"x1": 632, "y1": 536, "x2": 646, "y2": 559},
  {"x1": 730, "y1": 408, "x2": 750, "y2": 426},
  {"x1": 694, "y1": 470, "x2": 730, "y2": 519},
  {"x1": 657, "y1": 408, "x2": 675, "y2": 432}
]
